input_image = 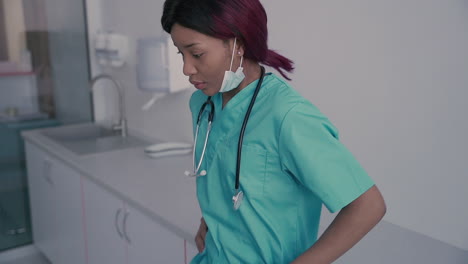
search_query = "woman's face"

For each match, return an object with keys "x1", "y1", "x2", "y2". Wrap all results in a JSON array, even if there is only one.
[{"x1": 171, "y1": 23, "x2": 236, "y2": 96}]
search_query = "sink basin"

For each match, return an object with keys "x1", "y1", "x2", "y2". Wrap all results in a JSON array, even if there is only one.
[
  {"x1": 43, "y1": 123, "x2": 118, "y2": 141},
  {"x1": 42, "y1": 123, "x2": 148, "y2": 156}
]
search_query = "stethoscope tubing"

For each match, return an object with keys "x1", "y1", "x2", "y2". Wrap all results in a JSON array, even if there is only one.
[
  {"x1": 193, "y1": 121, "x2": 211, "y2": 176},
  {"x1": 235, "y1": 66, "x2": 265, "y2": 190},
  {"x1": 191, "y1": 98, "x2": 214, "y2": 177}
]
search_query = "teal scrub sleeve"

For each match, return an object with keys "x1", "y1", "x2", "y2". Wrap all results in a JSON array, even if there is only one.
[{"x1": 278, "y1": 102, "x2": 375, "y2": 213}]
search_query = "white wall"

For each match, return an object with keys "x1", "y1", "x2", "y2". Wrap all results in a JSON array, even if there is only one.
[
  {"x1": 262, "y1": 0, "x2": 468, "y2": 251},
  {"x1": 86, "y1": 0, "x2": 194, "y2": 143}
]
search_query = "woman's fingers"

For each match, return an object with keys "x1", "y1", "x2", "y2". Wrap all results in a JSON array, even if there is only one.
[
  {"x1": 196, "y1": 233, "x2": 205, "y2": 252},
  {"x1": 200, "y1": 220, "x2": 207, "y2": 239},
  {"x1": 195, "y1": 219, "x2": 207, "y2": 252}
]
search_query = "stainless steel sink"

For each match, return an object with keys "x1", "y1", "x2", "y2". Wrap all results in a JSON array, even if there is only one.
[
  {"x1": 43, "y1": 123, "x2": 118, "y2": 141},
  {"x1": 42, "y1": 123, "x2": 148, "y2": 156}
]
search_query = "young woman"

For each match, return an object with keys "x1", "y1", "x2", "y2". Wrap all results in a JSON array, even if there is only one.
[{"x1": 162, "y1": 0, "x2": 386, "y2": 263}]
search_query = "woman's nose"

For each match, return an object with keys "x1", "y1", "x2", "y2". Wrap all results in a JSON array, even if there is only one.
[{"x1": 183, "y1": 59, "x2": 197, "y2": 76}]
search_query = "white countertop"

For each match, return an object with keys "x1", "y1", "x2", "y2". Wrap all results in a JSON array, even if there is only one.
[{"x1": 22, "y1": 123, "x2": 201, "y2": 244}]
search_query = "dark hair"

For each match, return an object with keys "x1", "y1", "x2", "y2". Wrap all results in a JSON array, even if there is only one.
[{"x1": 161, "y1": 0, "x2": 294, "y2": 80}]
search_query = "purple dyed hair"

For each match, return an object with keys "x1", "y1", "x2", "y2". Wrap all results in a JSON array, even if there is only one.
[{"x1": 161, "y1": 0, "x2": 294, "y2": 80}]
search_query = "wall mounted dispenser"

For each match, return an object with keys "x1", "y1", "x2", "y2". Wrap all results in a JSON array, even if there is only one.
[{"x1": 95, "y1": 32, "x2": 128, "y2": 67}]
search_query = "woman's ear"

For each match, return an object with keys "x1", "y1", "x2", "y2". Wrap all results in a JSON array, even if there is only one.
[
  {"x1": 237, "y1": 45, "x2": 244, "y2": 57},
  {"x1": 226, "y1": 38, "x2": 244, "y2": 57},
  {"x1": 235, "y1": 38, "x2": 245, "y2": 56}
]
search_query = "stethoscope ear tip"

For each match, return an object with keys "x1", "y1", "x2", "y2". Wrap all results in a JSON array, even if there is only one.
[
  {"x1": 200, "y1": 170, "x2": 207, "y2": 176},
  {"x1": 184, "y1": 170, "x2": 191, "y2": 177}
]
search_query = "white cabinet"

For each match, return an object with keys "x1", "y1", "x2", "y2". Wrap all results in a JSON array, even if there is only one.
[
  {"x1": 25, "y1": 142, "x2": 57, "y2": 262},
  {"x1": 25, "y1": 142, "x2": 86, "y2": 264},
  {"x1": 51, "y1": 159, "x2": 87, "y2": 264},
  {"x1": 83, "y1": 177, "x2": 186, "y2": 264},
  {"x1": 25, "y1": 140, "x2": 192, "y2": 264},
  {"x1": 83, "y1": 177, "x2": 127, "y2": 264},
  {"x1": 126, "y1": 206, "x2": 185, "y2": 264}
]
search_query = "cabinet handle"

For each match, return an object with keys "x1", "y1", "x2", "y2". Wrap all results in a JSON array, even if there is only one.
[
  {"x1": 42, "y1": 160, "x2": 54, "y2": 186},
  {"x1": 42, "y1": 160, "x2": 50, "y2": 177},
  {"x1": 123, "y1": 211, "x2": 131, "y2": 244},
  {"x1": 45, "y1": 175, "x2": 53, "y2": 186},
  {"x1": 115, "y1": 208, "x2": 124, "y2": 239}
]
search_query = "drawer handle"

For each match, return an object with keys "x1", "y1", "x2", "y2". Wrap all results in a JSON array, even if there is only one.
[
  {"x1": 123, "y1": 211, "x2": 131, "y2": 244},
  {"x1": 42, "y1": 160, "x2": 54, "y2": 186},
  {"x1": 115, "y1": 208, "x2": 123, "y2": 239}
]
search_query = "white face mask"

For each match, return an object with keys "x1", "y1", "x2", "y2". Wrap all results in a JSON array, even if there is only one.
[{"x1": 219, "y1": 38, "x2": 245, "y2": 93}]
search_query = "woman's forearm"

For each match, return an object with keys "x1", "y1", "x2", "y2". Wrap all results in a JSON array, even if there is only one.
[{"x1": 291, "y1": 185, "x2": 386, "y2": 264}]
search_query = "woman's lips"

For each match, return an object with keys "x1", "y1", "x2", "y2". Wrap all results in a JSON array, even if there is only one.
[{"x1": 191, "y1": 81, "x2": 207, "y2": 90}]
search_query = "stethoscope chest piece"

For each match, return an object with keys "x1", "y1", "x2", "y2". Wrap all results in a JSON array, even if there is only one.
[{"x1": 232, "y1": 190, "x2": 244, "y2": 210}]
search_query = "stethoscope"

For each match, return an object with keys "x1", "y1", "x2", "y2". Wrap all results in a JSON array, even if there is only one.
[{"x1": 185, "y1": 66, "x2": 266, "y2": 210}]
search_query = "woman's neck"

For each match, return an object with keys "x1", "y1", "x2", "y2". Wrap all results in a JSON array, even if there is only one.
[{"x1": 222, "y1": 62, "x2": 262, "y2": 108}]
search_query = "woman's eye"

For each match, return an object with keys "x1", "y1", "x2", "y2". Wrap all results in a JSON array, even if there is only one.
[{"x1": 193, "y1": 53, "x2": 203, "y2": 58}]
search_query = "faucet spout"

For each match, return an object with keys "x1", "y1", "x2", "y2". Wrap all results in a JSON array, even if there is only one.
[{"x1": 90, "y1": 74, "x2": 127, "y2": 137}]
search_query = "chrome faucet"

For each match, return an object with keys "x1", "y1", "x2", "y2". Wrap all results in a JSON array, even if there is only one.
[{"x1": 90, "y1": 74, "x2": 128, "y2": 137}]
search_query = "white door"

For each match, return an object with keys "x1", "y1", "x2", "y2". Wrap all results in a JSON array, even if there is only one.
[
  {"x1": 83, "y1": 178, "x2": 126, "y2": 264},
  {"x1": 25, "y1": 142, "x2": 57, "y2": 262},
  {"x1": 125, "y1": 205, "x2": 185, "y2": 264},
  {"x1": 51, "y1": 160, "x2": 86, "y2": 264}
]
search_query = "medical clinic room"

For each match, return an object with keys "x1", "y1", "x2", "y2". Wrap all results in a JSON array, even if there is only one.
[{"x1": 0, "y1": 0, "x2": 467, "y2": 263}]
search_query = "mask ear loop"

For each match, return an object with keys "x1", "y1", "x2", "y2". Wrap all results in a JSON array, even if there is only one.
[{"x1": 229, "y1": 38, "x2": 238, "y2": 71}]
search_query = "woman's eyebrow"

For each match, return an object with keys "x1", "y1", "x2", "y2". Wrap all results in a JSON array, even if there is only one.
[{"x1": 183, "y1": 43, "x2": 200, "y2": 49}]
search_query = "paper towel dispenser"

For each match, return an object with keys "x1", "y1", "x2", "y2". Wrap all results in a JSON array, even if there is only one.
[{"x1": 136, "y1": 35, "x2": 193, "y2": 111}]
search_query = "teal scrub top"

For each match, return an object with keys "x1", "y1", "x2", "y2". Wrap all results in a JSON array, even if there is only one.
[{"x1": 189, "y1": 73, "x2": 374, "y2": 264}]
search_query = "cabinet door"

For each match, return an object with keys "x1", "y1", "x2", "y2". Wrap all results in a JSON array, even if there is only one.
[
  {"x1": 126, "y1": 205, "x2": 185, "y2": 264},
  {"x1": 83, "y1": 178, "x2": 126, "y2": 264},
  {"x1": 51, "y1": 160, "x2": 86, "y2": 264},
  {"x1": 25, "y1": 142, "x2": 57, "y2": 262}
]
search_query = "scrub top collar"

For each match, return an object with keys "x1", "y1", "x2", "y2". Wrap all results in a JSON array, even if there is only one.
[{"x1": 214, "y1": 72, "x2": 272, "y2": 113}]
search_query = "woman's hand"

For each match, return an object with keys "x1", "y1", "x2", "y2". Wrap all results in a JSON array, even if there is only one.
[
  {"x1": 195, "y1": 217, "x2": 208, "y2": 253},
  {"x1": 291, "y1": 185, "x2": 386, "y2": 264}
]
